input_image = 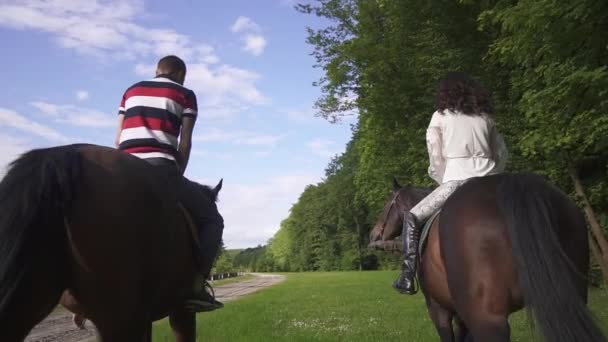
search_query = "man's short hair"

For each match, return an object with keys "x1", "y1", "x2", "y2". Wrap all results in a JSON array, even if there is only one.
[{"x1": 157, "y1": 55, "x2": 186, "y2": 74}]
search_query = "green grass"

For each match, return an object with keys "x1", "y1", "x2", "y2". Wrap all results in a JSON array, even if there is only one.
[{"x1": 153, "y1": 271, "x2": 608, "y2": 341}]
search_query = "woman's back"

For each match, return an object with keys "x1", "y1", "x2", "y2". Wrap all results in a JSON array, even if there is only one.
[{"x1": 427, "y1": 109, "x2": 506, "y2": 184}]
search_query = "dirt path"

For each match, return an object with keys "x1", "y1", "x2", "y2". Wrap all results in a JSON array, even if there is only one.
[{"x1": 25, "y1": 273, "x2": 286, "y2": 342}]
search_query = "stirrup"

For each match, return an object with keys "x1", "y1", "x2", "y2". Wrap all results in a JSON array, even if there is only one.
[
  {"x1": 408, "y1": 274, "x2": 419, "y2": 295},
  {"x1": 204, "y1": 280, "x2": 216, "y2": 297},
  {"x1": 184, "y1": 279, "x2": 224, "y2": 312}
]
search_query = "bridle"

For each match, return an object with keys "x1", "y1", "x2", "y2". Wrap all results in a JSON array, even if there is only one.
[{"x1": 379, "y1": 191, "x2": 403, "y2": 236}]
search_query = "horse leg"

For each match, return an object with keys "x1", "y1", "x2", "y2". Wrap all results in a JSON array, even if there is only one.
[
  {"x1": 95, "y1": 320, "x2": 151, "y2": 342},
  {"x1": 467, "y1": 315, "x2": 510, "y2": 342},
  {"x1": 0, "y1": 288, "x2": 62, "y2": 342},
  {"x1": 426, "y1": 296, "x2": 455, "y2": 342},
  {"x1": 170, "y1": 309, "x2": 197, "y2": 342},
  {"x1": 454, "y1": 315, "x2": 470, "y2": 342},
  {"x1": 142, "y1": 321, "x2": 152, "y2": 342},
  {"x1": 0, "y1": 255, "x2": 67, "y2": 341},
  {"x1": 447, "y1": 262, "x2": 512, "y2": 341}
]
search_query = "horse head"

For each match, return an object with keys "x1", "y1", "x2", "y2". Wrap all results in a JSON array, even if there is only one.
[{"x1": 368, "y1": 177, "x2": 431, "y2": 249}]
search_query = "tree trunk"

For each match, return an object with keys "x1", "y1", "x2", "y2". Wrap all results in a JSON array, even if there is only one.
[
  {"x1": 355, "y1": 215, "x2": 363, "y2": 271},
  {"x1": 568, "y1": 163, "x2": 608, "y2": 277},
  {"x1": 589, "y1": 233, "x2": 608, "y2": 285}
]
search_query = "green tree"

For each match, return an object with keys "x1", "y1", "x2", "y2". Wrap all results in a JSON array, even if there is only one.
[{"x1": 480, "y1": 0, "x2": 608, "y2": 280}]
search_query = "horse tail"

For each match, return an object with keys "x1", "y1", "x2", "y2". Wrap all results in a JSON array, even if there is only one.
[
  {"x1": 0, "y1": 145, "x2": 81, "y2": 318},
  {"x1": 497, "y1": 173, "x2": 606, "y2": 342}
]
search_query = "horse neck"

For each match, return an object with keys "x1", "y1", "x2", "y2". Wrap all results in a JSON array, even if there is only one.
[{"x1": 407, "y1": 186, "x2": 433, "y2": 206}]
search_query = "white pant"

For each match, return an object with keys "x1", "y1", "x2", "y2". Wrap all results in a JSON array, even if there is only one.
[{"x1": 410, "y1": 180, "x2": 468, "y2": 221}]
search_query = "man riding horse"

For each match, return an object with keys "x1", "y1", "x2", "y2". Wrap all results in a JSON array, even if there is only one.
[{"x1": 115, "y1": 55, "x2": 224, "y2": 312}]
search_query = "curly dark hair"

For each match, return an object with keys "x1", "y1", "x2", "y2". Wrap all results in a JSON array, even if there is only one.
[{"x1": 435, "y1": 72, "x2": 494, "y2": 116}]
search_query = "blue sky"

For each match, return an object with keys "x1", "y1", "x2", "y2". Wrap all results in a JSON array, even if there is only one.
[{"x1": 0, "y1": 0, "x2": 355, "y2": 249}]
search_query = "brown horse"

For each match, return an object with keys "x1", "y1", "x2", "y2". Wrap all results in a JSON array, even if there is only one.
[
  {"x1": 369, "y1": 173, "x2": 606, "y2": 342},
  {"x1": 0, "y1": 144, "x2": 223, "y2": 341}
]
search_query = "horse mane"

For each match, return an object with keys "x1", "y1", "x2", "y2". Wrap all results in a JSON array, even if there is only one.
[{"x1": 404, "y1": 185, "x2": 433, "y2": 205}]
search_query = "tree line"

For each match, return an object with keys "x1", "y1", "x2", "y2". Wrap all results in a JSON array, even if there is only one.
[{"x1": 233, "y1": 0, "x2": 608, "y2": 283}]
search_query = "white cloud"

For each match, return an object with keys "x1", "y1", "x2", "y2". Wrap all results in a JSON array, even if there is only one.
[
  {"x1": 0, "y1": 0, "x2": 219, "y2": 63},
  {"x1": 308, "y1": 138, "x2": 338, "y2": 158},
  {"x1": 30, "y1": 101, "x2": 114, "y2": 128},
  {"x1": 76, "y1": 90, "x2": 89, "y2": 101},
  {"x1": 0, "y1": 107, "x2": 69, "y2": 142},
  {"x1": 230, "y1": 16, "x2": 267, "y2": 56},
  {"x1": 0, "y1": 135, "x2": 31, "y2": 177},
  {"x1": 243, "y1": 34, "x2": 267, "y2": 56},
  {"x1": 281, "y1": 107, "x2": 318, "y2": 123},
  {"x1": 30, "y1": 101, "x2": 60, "y2": 115},
  {"x1": 193, "y1": 127, "x2": 285, "y2": 147},
  {"x1": 0, "y1": 1, "x2": 268, "y2": 121},
  {"x1": 214, "y1": 174, "x2": 320, "y2": 248},
  {"x1": 230, "y1": 16, "x2": 261, "y2": 33},
  {"x1": 134, "y1": 63, "x2": 156, "y2": 76},
  {"x1": 253, "y1": 150, "x2": 272, "y2": 157},
  {"x1": 279, "y1": 0, "x2": 297, "y2": 7},
  {"x1": 134, "y1": 62, "x2": 269, "y2": 121},
  {"x1": 187, "y1": 64, "x2": 268, "y2": 107}
]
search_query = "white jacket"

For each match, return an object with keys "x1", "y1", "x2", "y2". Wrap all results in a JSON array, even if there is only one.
[{"x1": 426, "y1": 110, "x2": 508, "y2": 184}]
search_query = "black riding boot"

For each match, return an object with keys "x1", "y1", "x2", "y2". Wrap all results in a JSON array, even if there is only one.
[
  {"x1": 393, "y1": 211, "x2": 420, "y2": 294},
  {"x1": 184, "y1": 231, "x2": 224, "y2": 312},
  {"x1": 179, "y1": 178, "x2": 225, "y2": 313}
]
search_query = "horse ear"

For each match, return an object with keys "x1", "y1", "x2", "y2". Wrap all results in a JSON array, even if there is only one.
[
  {"x1": 392, "y1": 177, "x2": 402, "y2": 191},
  {"x1": 213, "y1": 179, "x2": 223, "y2": 197}
]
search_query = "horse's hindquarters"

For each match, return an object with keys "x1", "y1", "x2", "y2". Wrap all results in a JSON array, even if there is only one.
[
  {"x1": 439, "y1": 177, "x2": 522, "y2": 320},
  {"x1": 66, "y1": 146, "x2": 196, "y2": 327},
  {"x1": 421, "y1": 219, "x2": 454, "y2": 310}
]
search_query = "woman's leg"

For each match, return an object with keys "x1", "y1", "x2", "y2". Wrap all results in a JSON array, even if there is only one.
[{"x1": 394, "y1": 180, "x2": 467, "y2": 294}]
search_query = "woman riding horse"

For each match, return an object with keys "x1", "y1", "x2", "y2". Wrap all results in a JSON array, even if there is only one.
[
  {"x1": 393, "y1": 72, "x2": 508, "y2": 294},
  {"x1": 369, "y1": 73, "x2": 604, "y2": 341}
]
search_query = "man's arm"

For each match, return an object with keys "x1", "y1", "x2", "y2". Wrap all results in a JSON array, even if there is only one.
[
  {"x1": 115, "y1": 114, "x2": 125, "y2": 148},
  {"x1": 177, "y1": 116, "x2": 195, "y2": 175}
]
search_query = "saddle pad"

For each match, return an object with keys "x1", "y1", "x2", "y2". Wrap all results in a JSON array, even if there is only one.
[{"x1": 419, "y1": 210, "x2": 441, "y2": 256}]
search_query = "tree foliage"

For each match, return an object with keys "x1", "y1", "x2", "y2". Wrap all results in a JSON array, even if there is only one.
[{"x1": 235, "y1": 0, "x2": 608, "y2": 276}]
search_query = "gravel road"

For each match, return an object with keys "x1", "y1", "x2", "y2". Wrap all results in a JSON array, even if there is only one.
[{"x1": 25, "y1": 273, "x2": 286, "y2": 342}]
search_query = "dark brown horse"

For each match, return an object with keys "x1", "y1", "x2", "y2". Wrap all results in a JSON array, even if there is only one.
[
  {"x1": 369, "y1": 173, "x2": 606, "y2": 342},
  {"x1": 0, "y1": 144, "x2": 222, "y2": 341}
]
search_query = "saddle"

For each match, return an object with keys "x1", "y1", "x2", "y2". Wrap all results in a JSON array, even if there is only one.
[{"x1": 418, "y1": 210, "x2": 441, "y2": 257}]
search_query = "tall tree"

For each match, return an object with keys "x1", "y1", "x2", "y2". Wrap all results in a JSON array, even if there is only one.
[{"x1": 480, "y1": 0, "x2": 608, "y2": 279}]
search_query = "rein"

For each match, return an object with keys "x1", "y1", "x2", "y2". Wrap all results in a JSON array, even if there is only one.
[{"x1": 379, "y1": 192, "x2": 402, "y2": 236}]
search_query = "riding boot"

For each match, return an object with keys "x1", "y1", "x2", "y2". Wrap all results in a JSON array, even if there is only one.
[
  {"x1": 184, "y1": 223, "x2": 225, "y2": 313},
  {"x1": 179, "y1": 178, "x2": 225, "y2": 313},
  {"x1": 393, "y1": 211, "x2": 420, "y2": 294}
]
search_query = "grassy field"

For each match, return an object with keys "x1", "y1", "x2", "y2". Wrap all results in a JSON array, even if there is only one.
[{"x1": 153, "y1": 271, "x2": 608, "y2": 341}]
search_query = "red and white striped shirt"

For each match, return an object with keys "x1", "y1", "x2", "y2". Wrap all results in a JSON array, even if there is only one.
[{"x1": 118, "y1": 76, "x2": 197, "y2": 160}]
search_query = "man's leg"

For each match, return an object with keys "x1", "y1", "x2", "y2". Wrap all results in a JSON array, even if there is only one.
[
  {"x1": 179, "y1": 178, "x2": 225, "y2": 312},
  {"x1": 393, "y1": 180, "x2": 467, "y2": 294}
]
